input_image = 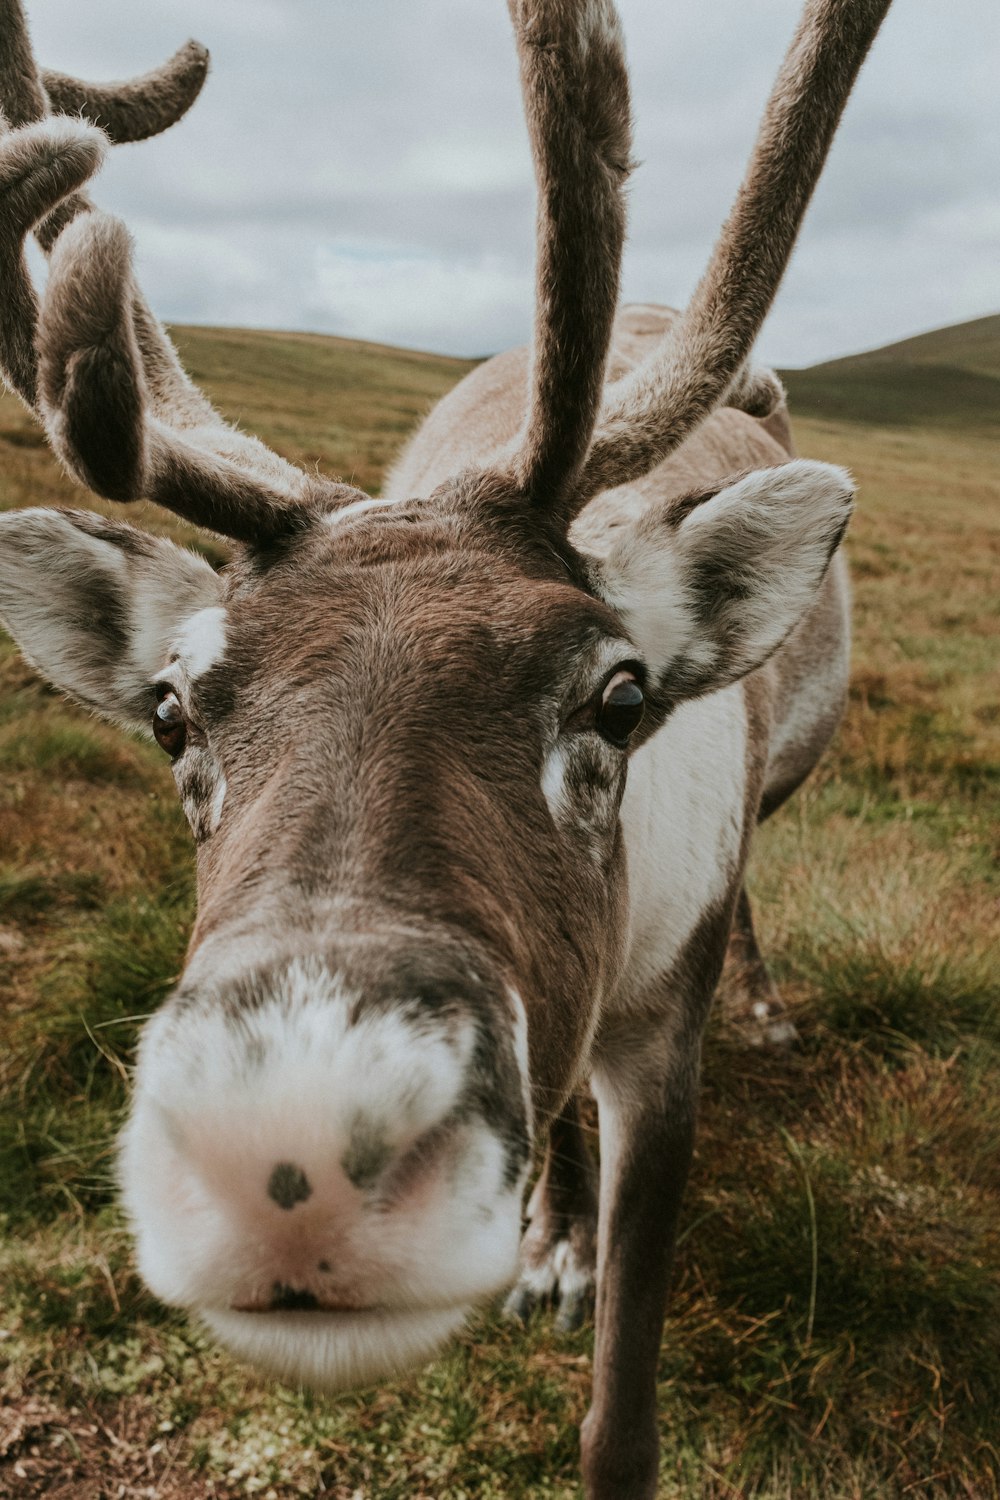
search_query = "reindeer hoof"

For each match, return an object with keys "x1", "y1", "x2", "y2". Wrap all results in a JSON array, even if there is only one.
[
  {"x1": 747, "y1": 999, "x2": 800, "y2": 1049},
  {"x1": 503, "y1": 1234, "x2": 595, "y2": 1330}
]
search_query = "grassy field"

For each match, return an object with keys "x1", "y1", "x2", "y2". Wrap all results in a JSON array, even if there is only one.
[{"x1": 0, "y1": 322, "x2": 998, "y2": 1499}]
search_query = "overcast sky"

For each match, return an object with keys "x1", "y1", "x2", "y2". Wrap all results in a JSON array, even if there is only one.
[{"x1": 26, "y1": 0, "x2": 1000, "y2": 367}]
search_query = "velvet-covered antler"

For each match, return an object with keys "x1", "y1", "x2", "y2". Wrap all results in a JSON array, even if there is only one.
[
  {"x1": 42, "y1": 39, "x2": 209, "y2": 144},
  {"x1": 483, "y1": 0, "x2": 891, "y2": 527},
  {"x1": 0, "y1": 0, "x2": 340, "y2": 542},
  {"x1": 502, "y1": 0, "x2": 633, "y2": 521},
  {"x1": 572, "y1": 0, "x2": 893, "y2": 507}
]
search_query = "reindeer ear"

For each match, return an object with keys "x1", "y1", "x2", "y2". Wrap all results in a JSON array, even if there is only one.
[
  {"x1": 598, "y1": 460, "x2": 853, "y2": 702},
  {"x1": 0, "y1": 508, "x2": 221, "y2": 731}
]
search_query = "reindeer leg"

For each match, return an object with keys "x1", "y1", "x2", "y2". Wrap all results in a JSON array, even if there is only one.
[
  {"x1": 503, "y1": 1094, "x2": 598, "y2": 1333},
  {"x1": 580, "y1": 1025, "x2": 699, "y2": 1500},
  {"x1": 724, "y1": 885, "x2": 798, "y2": 1047}
]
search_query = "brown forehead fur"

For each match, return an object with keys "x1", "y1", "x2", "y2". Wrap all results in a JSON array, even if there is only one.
[{"x1": 218, "y1": 498, "x2": 621, "y2": 687}]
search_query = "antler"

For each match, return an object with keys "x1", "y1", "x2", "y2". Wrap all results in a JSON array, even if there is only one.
[
  {"x1": 0, "y1": 0, "x2": 336, "y2": 543},
  {"x1": 572, "y1": 0, "x2": 893, "y2": 506},
  {"x1": 502, "y1": 0, "x2": 633, "y2": 517},
  {"x1": 42, "y1": 40, "x2": 209, "y2": 145},
  {"x1": 0, "y1": 6, "x2": 206, "y2": 138}
]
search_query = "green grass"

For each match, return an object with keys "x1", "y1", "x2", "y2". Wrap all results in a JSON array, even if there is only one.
[{"x1": 1, "y1": 318, "x2": 998, "y2": 1497}]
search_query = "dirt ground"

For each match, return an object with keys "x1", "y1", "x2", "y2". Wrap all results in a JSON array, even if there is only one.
[{"x1": 0, "y1": 1396, "x2": 243, "y2": 1500}]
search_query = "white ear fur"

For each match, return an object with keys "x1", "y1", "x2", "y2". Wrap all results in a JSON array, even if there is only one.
[
  {"x1": 0, "y1": 508, "x2": 222, "y2": 730},
  {"x1": 599, "y1": 459, "x2": 854, "y2": 698}
]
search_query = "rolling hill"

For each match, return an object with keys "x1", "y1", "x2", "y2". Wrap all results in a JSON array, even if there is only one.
[
  {"x1": 780, "y1": 312, "x2": 1000, "y2": 431},
  {"x1": 175, "y1": 312, "x2": 1000, "y2": 441},
  {"x1": 812, "y1": 312, "x2": 1000, "y2": 378}
]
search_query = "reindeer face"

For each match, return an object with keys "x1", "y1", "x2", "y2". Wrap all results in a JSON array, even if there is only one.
[
  {"x1": 130, "y1": 513, "x2": 645, "y2": 1388},
  {"x1": 11, "y1": 497, "x2": 635, "y2": 1389},
  {"x1": 0, "y1": 448, "x2": 852, "y2": 1386}
]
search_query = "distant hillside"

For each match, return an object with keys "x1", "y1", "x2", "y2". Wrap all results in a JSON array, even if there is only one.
[
  {"x1": 815, "y1": 313, "x2": 1000, "y2": 380},
  {"x1": 6, "y1": 315, "x2": 993, "y2": 475},
  {"x1": 168, "y1": 315, "x2": 998, "y2": 445},
  {"x1": 781, "y1": 313, "x2": 1000, "y2": 432}
]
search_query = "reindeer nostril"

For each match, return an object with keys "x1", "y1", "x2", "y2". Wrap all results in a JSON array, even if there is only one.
[
  {"x1": 267, "y1": 1161, "x2": 312, "y2": 1210},
  {"x1": 270, "y1": 1283, "x2": 319, "y2": 1311}
]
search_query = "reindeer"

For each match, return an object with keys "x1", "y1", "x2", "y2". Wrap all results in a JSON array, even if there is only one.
[{"x1": 0, "y1": 1, "x2": 892, "y2": 1494}]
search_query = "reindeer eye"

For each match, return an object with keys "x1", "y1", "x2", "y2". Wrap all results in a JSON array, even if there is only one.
[
  {"x1": 596, "y1": 671, "x2": 644, "y2": 748},
  {"x1": 153, "y1": 686, "x2": 187, "y2": 759}
]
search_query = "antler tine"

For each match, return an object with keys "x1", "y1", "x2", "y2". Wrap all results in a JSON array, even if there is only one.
[
  {"x1": 0, "y1": 0, "x2": 336, "y2": 543},
  {"x1": 32, "y1": 206, "x2": 324, "y2": 541},
  {"x1": 0, "y1": 0, "x2": 124, "y2": 411},
  {"x1": 42, "y1": 39, "x2": 209, "y2": 145},
  {"x1": 0, "y1": 4, "x2": 107, "y2": 411},
  {"x1": 0, "y1": 0, "x2": 46, "y2": 128},
  {"x1": 37, "y1": 211, "x2": 315, "y2": 540},
  {"x1": 503, "y1": 0, "x2": 632, "y2": 518},
  {"x1": 574, "y1": 0, "x2": 893, "y2": 507},
  {"x1": 0, "y1": 117, "x2": 105, "y2": 408}
]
